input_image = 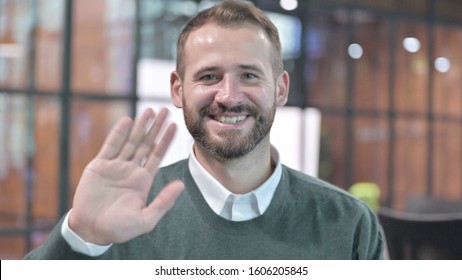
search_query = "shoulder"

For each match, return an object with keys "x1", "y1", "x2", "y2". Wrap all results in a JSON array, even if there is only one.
[
  {"x1": 281, "y1": 165, "x2": 353, "y2": 200},
  {"x1": 280, "y1": 165, "x2": 372, "y2": 216},
  {"x1": 278, "y1": 166, "x2": 384, "y2": 259}
]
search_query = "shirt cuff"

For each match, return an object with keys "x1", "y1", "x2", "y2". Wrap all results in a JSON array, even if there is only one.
[{"x1": 61, "y1": 209, "x2": 112, "y2": 257}]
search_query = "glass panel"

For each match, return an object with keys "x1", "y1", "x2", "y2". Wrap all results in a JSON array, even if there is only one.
[
  {"x1": 271, "y1": 107, "x2": 303, "y2": 173},
  {"x1": 268, "y1": 12, "x2": 302, "y2": 106},
  {"x1": 0, "y1": 236, "x2": 24, "y2": 260},
  {"x1": 137, "y1": 58, "x2": 175, "y2": 99},
  {"x1": 436, "y1": 0, "x2": 462, "y2": 22},
  {"x1": 32, "y1": 96, "x2": 60, "y2": 223},
  {"x1": 302, "y1": 108, "x2": 322, "y2": 177},
  {"x1": 312, "y1": 0, "x2": 427, "y2": 16},
  {"x1": 72, "y1": 0, "x2": 135, "y2": 95},
  {"x1": 318, "y1": 114, "x2": 346, "y2": 187},
  {"x1": 0, "y1": 94, "x2": 60, "y2": 255},
  {"x1": 392, "y1": 117, "x2": 428, "y2": 209},
  {"x1": 0, "y1": 0, "x2": 33, "y2": 89},
  {"x1": 105, "y1": 0, "x2": 135, "y2": 94},
  {"x1": 70, "y1": 100, "x2": 132, "y2": 198},
  {"x1": 306, "y1": 9, "x2": 348, "y2": 108},
  {"x1": 352, "y1": 116, "x2": 389, "y2": 200},
  {"x1": 266, "y1": 12, "x2": 301, "y2": 61},
  {"x1": 351, "y1": 11, "x2": 390, "y2": 111},
  {"x1": 0, "y1": 94, "x2": 28, "y2": 228},
  {"x1": 139, "y1": 0, "x2": 194, "y2": 61},
  {"x1": 394, "y1": 20, "x2": 428, "y2": 113},
  {"x1": 433, "y1": 24, "x2": 462, "y2": 116},
  {"x1": 35, "y1": 0, "x2": 64, "y2": 92},
  {"x1": 433, "y1": 121, "x2": 462, "y2": 200}
]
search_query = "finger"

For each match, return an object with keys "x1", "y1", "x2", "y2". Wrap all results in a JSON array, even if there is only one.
[
  {"x1": 132, "y1": 108, "x2": 170, "y2": 164},
  {"x1": 144, "y1": 122, "x2": 177, "y2": 174},
  {"x1": 141, "y1": 180, "x2": 185, "y2": 232},
  {"x1": 97, "y1": 117, "x2": 133, "y2": 159},
  {"x1": 119, "y1": 108, "x2": 155, "y2": 160}
]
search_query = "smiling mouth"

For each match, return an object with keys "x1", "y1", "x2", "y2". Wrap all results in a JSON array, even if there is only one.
[{"x1": 214, "y1": 115, "x2": 247, "y2": 124}]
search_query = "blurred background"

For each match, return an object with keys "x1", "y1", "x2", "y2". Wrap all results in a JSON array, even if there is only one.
[{"x1": 1, "y1": 0, "x2": 462, "y2": 259}]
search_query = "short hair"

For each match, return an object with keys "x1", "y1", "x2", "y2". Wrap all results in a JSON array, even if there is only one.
[{"x1": 176, "y1": 0, "x2": 283, "y2": 79}]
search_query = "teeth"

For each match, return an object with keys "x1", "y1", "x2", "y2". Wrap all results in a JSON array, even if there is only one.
[{"x1": 217, "y1": 115, "x2": 246, "y2": 124}]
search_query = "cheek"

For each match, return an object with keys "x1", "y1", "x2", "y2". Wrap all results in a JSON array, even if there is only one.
[
  {"x1": 194, "y1": 84, "x2": 216, "y2": 96},
  {"x1": 248, "y1": 87, "x2": 276, "y2": 107},
  {"x1": 183, "y1": 85, "x2": 215, "y2": 106}
]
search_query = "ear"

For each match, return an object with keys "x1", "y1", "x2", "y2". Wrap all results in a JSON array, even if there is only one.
[
  {"x1": 170, "y1": 71, "x2": 183, "y2": 108},
  {"x1": 275, "y1": 70, "x2": 290, "y2": 106}
]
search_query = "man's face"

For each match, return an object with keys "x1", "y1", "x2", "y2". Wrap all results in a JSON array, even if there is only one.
[{"x1": 172, "y1": 23, "x2": 287, "y2": 160}]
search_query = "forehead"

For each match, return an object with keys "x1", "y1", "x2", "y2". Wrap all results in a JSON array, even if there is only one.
[
  {"x1": 182, "y1": 23, "x2": 274, "y2": 73},
  {"x1": 187, "y1": 22, "x2": 269, "y2": 46}
]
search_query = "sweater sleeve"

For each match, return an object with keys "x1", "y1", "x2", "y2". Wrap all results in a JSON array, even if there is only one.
[
  {"x1": 23, "y1": 215, "x2": 98, "y2": 260},
  {"x1": 353, "y1": 207, "x2": 386, "y2": 260}
]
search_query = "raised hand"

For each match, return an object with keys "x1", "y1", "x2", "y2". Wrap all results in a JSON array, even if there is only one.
[{"x1": 68, "y1": 108, "x2": 185, "y2": 245}]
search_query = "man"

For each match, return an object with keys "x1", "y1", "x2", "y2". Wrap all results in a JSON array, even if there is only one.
[{"x1": 25, "y1": 0, "x2": 384, "y2": 259}]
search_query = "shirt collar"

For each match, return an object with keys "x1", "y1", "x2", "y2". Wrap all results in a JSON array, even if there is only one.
[{"x1": 188, "y1": 144, "x2": 282, "y2": 217}]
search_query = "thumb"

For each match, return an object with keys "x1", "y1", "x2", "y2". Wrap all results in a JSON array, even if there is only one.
[{"x1": 141, "y1": 180, "x2": 185, "y2": 232}]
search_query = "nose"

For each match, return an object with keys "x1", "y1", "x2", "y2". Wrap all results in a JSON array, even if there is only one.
[{"x1": 214, "y1": 74, "x2": 244, "y2": 107}]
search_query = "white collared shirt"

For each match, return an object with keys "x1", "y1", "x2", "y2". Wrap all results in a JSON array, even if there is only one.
[
  {"x1": 62, "y1": 145, "x2": 283, "y2": 255},
  {"x1": 189, "y1": 144, "x2": 282, "y2": 221}
]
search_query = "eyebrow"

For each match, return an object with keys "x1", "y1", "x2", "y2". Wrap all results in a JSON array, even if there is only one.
[
  {"x1": 194, "y1": 66, "x2": 220, "y2": 76},
  {"x1": 238, "y1": 64, "x2": 265, "y2": 76},
  {"x1": 193, "y1": 64, "x2": 265, "y2": 76}
]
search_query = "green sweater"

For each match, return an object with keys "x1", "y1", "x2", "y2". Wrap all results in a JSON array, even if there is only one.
[{"x1": 25, "y1": 159, "x2": 384, "y2": 259}]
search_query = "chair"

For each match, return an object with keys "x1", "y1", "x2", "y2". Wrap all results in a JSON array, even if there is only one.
[
  {"x1": 406, "y1": 195, "x2": 462, "y2": 214},
  {"x1": 378, "y1": 207, "x2": 462, "y2": 259}
]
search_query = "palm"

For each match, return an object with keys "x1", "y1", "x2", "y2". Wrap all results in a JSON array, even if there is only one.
[{"x1": 69, "y1": 108, "x2": 184, "y2": 245}]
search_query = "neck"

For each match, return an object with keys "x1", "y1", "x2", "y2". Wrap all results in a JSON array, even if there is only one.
[{"x1": 193, "y1": 139, "x2": 273, "y2": 194}]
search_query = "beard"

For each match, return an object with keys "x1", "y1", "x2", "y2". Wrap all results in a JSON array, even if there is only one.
[{"x1": 183, "y1": 100, "x2": 276, "y2": 160}]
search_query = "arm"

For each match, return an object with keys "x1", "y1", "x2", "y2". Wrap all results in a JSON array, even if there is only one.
[
  {"x1": 25, "y1": 108, "x2": 185, "y2": 258},
  {"x1": 24, "y1": 215, "x2": 98, "y2": 259}
]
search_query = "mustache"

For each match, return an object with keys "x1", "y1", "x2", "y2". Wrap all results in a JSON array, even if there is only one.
[{"x1": 199, "y1": 104, "x2": 258, "y2": 116}]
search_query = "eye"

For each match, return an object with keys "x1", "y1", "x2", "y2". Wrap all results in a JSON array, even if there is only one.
[
  {"x1": 242, "y1": 73, "x2": 258, "y2": 80},
  {"x1": 200, "y1": 74, "x2": 218, "y2": 81}
]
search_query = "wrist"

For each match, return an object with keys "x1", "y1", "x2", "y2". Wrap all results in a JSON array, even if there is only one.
[
  {"x1": 68, "y1": 209, "x2": 111, "y2": 246},
  {"x1": 62, "y1": 210, "x2": 112, "y2": 256}
]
